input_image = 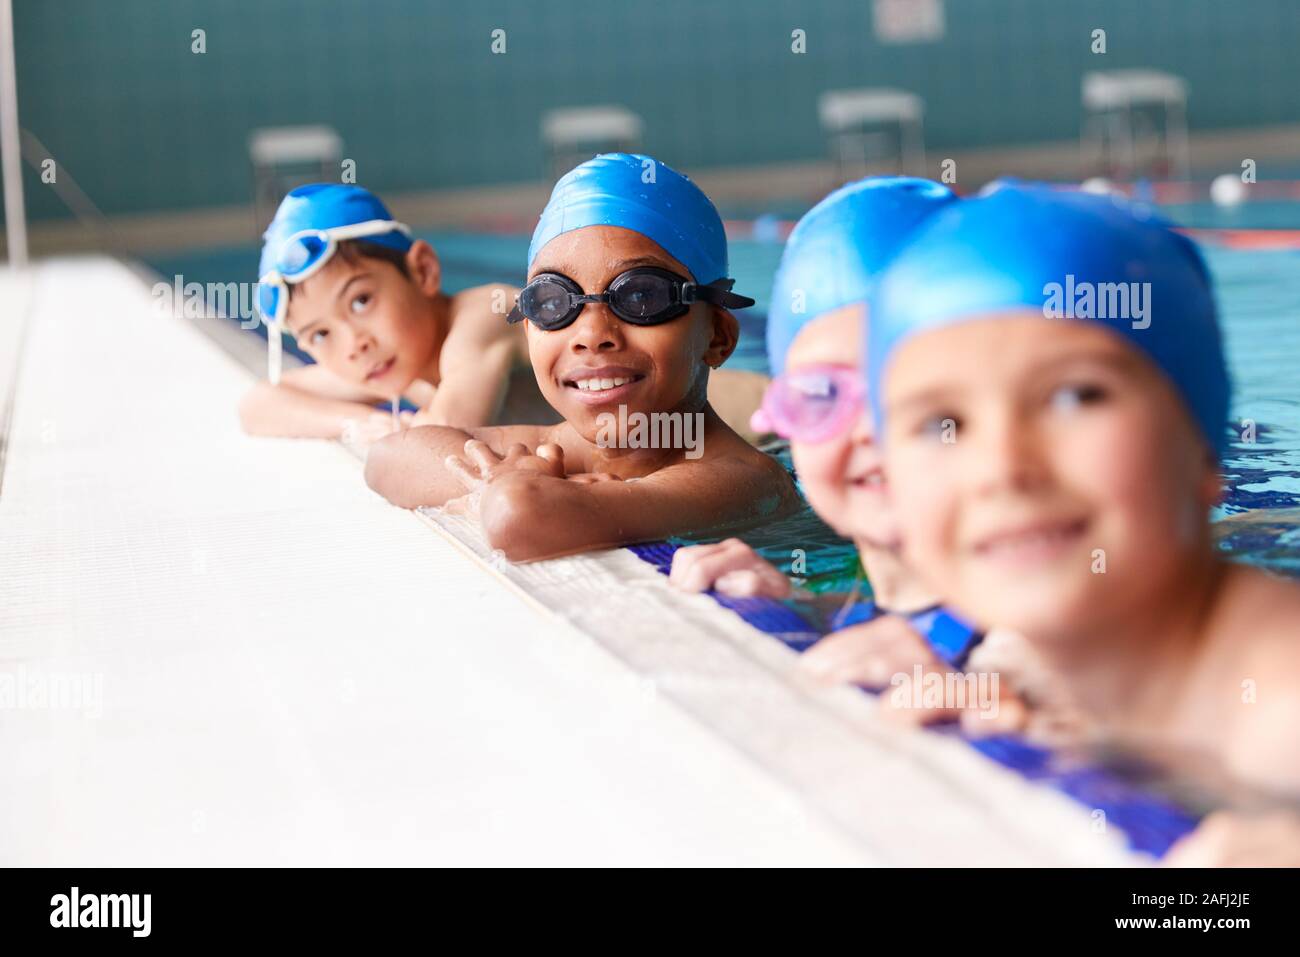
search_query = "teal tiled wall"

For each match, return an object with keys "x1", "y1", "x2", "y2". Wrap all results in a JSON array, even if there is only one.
[{"x1": 11, "y1": 0, "x2": 1300, "y2": 221}]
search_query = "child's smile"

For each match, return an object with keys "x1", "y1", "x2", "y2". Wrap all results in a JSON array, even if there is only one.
[
  {"x1": 882, "y1": 311, "x2": 1218, "y2": 640},
  {"x1": 560, "y1": 364, "x2": 648, "y2": 404},
  {"x1": 964, "y1": 513, "x2": 1092, "y2": 568},
  {"x1": 780, "y1": 304, "x2": 900, "y2": 547},
  {"x1": 285, "y1": 247, "x2": 441, "y2": 395},
  {"x1": 364, "y1": 355, "x2": 398, "y2": 384},
  {"x1": 525, "y1": 225, "x2": 733, "y2": 441}
]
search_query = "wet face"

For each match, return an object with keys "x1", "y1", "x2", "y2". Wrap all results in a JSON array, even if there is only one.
[
  {"x1": 783, "y1": 304, "x2": 899, "y2": 546},
  {"x1": 283, "y1": 241, "x2": 441, "y2": 395},
  {"x1": 523, "y1": 225, "x2": 738, "y2": 441},
  {"x1": 879, "y1": 311, "x2": 1220, "y2": 639}
]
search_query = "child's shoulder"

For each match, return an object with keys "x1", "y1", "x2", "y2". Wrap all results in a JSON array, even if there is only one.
[
  {"x1": 1208, "y1": 564, "x2": 1300, "y2": 793},
  {"x1": 441, "y1": 284, "x2": 526, "y2": 374},
  {"x1": 1217, "y1": 563, "x2": 1300, "y2": 644},
  {"x1": 447, "y1": 283, "x2": 518, "y2": 336},
  {"x1": 698, "y1": 419, "x2": 799, "y2": 502},
  {"x1": 1207, "y1": 564, "x2": 1300, "y2": 676}
]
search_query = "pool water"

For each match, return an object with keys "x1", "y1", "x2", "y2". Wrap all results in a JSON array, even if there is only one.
[
  {"x1": 732, "y1": 239, "x2": 1300, "y2": 587},
  {"x1": 144, "y1": 200, "x2": 1300, "y2": 587}
]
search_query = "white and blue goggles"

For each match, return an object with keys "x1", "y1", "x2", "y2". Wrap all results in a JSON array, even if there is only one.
[{"x1": 257, "y1": 218, "x2": 411, "y2": 383}]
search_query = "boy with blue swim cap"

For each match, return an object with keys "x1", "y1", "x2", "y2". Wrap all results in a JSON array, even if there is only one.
[
  {"x1": 671, "y1": 177, "x2": 995, "y2": 684},
  {"x1": 364, "y1": 154, "x2": 799, "y2": 561},
  {"x1": 240, "y1": 183, "x2": 552, "y2": 442},
  {"x1": 866, "y1": 182, "x2": 1300, "y2": 862}
]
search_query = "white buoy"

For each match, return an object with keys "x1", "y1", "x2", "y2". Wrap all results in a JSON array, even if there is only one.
[
  {"x1": 1210, "y1": 173, "x2": 1247, "y2": 207},
  {"x1": 1080, "y1": 177, "x2": 1116, "y2": 196},
  {"x1": 751, "y1": 213, "x2": 782, "y2": 244}
]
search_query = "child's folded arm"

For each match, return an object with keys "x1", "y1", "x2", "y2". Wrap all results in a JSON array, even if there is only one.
[
  {"x1": 239, "y1": 385, "x2": 378, "y2": 439},
  {"x1": 668, "y1": 539, "x2": 793, "y2": 598},
  {"x1": 364, "y1": 423, "x2": 551, "y2": 509},
  {"x1": 479, "y1": 456, "x2": 794, "y2": 563},
  {"x1": 238, "y1": 366, "x2": 384, "y2": 438},
  {"x1": 420, "y1": 340, "x2": 514, "y2": 427}
]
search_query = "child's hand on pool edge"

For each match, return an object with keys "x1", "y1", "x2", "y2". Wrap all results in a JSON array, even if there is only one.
[
  {"x1": 800, "y1": 614, "x2": 943, "y2": 687},
  {"x1": 342, "y1": 410, "x2": 416, "y2": 448},
  {"x1": 1163, "y1": 810, "x2": 1300, "y2": 867},
  {"x1": 669, "y1": 538, "x2": 792, "y2": 598},
  {"x1": 405, "y1": 378, "x2": 438, "y2": 423},
  {"x1": 801, "y1": 616, "x2": 1029, "y2": 734},
  {"x1": 445, "y1": 439, "x2": 565, "y2": 492},
  {"x1": 883, "y1": 656, "x2": 1029, "y2": 736}
]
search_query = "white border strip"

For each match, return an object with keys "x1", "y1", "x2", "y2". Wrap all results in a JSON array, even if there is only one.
[{"x1": 411, "y1": 508, "x2": 1142, "y2": 866}]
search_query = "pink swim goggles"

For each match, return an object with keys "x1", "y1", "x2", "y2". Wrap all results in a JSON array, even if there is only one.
[{"x1": 749, "y1": 364, "x2": 867, "y2": 443}]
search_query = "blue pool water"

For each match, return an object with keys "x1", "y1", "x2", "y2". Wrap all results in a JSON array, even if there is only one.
[{"x1": 144, "y1": 200, "x2": 1300, "y2": 584}]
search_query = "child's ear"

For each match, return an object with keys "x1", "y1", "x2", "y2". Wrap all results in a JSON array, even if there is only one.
[
  {"x1": 703, "y1": 306, "x2": 740, "y2": 369},
  {"x1": 406, "y1": 240, "x2": 442, "y2": 297}
]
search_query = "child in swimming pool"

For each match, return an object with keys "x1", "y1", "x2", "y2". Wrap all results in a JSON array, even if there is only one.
[
  {"x1": 670, "y1": 177, "x2": 997, "y2": 685},
  {"x1": 363, "y1": 154, "x2": 799, "y2": 561},
  {"x1": 239, "y1": 184, "x2": 553, "y2": 443},
  {"x1": 867, "y1": 182, "x2": 1300, "y2": 863}
]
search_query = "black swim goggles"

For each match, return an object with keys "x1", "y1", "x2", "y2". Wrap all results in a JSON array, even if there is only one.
[{"x1": 506, "y1": 267, "x2": 755, "y2": 331}]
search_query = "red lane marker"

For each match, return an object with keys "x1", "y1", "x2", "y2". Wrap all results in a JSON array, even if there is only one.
[{"x1": 1180, "y1": 228, "x2": 1300, "y2": 250}]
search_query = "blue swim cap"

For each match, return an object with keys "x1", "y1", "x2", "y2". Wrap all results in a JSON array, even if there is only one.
[
  {"x1": 527, "y1": 153, "x2": 730, "y2": 284},
  {"x1": 257, "y1": 184, "x2": 412, "y2": 384},
  {"x1": 867, "y1": 183, "x2": 1231, "y2": 458},
  {"x1": 766, "y1": 176, "x2": 956, "y2": 375},
  {"x1": 258, "y1": 183, "x2": 412, "y2": 282}
]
